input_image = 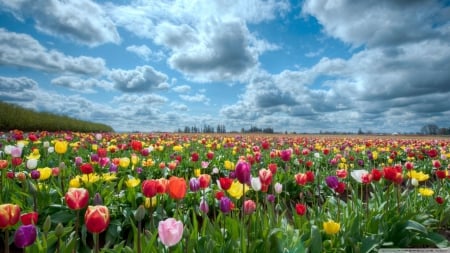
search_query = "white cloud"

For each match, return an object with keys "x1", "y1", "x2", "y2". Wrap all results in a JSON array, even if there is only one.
[
  {"x1": 173, "y1": 85, "x2": 191, "y2": 93},
  {"x1": 302, "y1": 0, "x2": 448, "y2": 48},
  {"x1": 126, "y1": 44, "x2": 165, "y2": 61},
  {"x1": 51, "y1": 76, "x2": 113, "y2": 93},
  {"x1": 108, "y1": 65, "x2": 169, "y2": 92},
  {"x1": 0, "y1": 29, "x2": 106, "y2": 75},
  {"x1": 0, "y1": 0, "x2": 120, "y2": 46},
  {"x1": 179, "y1": 93, "x2": 210, "y2": 104}
]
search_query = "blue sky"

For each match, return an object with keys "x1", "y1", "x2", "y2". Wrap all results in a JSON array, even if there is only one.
[{"x1": 1, "y1": 0, "x2": 449, "y2": 133}]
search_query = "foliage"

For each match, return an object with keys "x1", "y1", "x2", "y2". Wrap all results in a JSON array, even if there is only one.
[{"x1": 0, "y1": 101, "x2": 113, "y2": 132}]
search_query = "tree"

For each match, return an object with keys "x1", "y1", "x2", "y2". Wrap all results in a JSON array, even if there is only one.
[{"x1": 421, "y1": 124, "x2": 439, "y2": 135}]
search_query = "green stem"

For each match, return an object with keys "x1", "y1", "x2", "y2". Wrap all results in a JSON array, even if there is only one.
[
  {"x1": 137, "y1": 220, "x2": 142, "y2": 253},
  {"x1": 4, "y1": 229, "x2": 9, "y2": 253},
  {"x1": 94, "y1": 233, "x2": 100, "y2": 253}
]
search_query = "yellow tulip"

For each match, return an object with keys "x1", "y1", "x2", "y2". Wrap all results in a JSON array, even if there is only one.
[
  {"x1": 119, "y1": 157, "x2": 130, "y2": 168},
  {"x1": 194, "y1": 169, "x2": 201, "y2": 177},
  {"x1": 323, "y1": 220, "x2": 340, "y2": 235},
  {"x1": 418, "y1": 187, "x2": 434, "y2": 197},
  {"x1": 408, "y1": 170, "x2": 429, "y2": 182},
  {"x1": 227, "y1": 181, "x2": 249, "y2": 200},
  {"x1": 173, "y1": 145, "x2": 183, "y2": 152},
  {"x1": 38, "y1": 167, "x2": 52, "y2": 180},
  {"x1": 125, "y1": 177, "x2": 141, "y2": 188},
  {"x1": 54, "y1": 141, "x2": 68, "y2": 154},
  {"x1": 144, "y1": 197, "x2": 157, "y2": 208},
  {"x1": 81, "y1": 174, "x2": 100, "y2": 184},
  {"x1": 131, "y1": 154, "x2": 139, "y2": 166},
  {"x1": 92, "y1": 144, "x2": 98, "y2": 151},
  {"x1": 102, "y1": 173, "x2": 117, "y2": 182},
  {"x1": 69, "y1": 177, "x2": 81, "y2": 188},
  {"x1": 224, "y1": 160, "x2": 234, "y2": 170},
  {"x1": 372, "y1": 151, "x2": 378, "y2": 160}
]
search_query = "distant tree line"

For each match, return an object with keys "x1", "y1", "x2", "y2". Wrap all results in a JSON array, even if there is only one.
[
  {"x1": 420, "y1": 124, "x2": 450, "y2": 135},
  {"x1": 0, "y1": 101, "x2": 113, "y2": 132},
  {"x1": 178, "y1": 124, "x2": 227, "y2": 133},
  {"x1": 177, "y1": 125, "x2": 276, "y2": 134},
  {"x1": 241, "y1": 126, "x2": 274, "y2": 134}
]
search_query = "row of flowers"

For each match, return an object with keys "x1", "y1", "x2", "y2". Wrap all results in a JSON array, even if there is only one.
[{"x1": 0, "y1": 131, "x2": 449, "y2": 252}]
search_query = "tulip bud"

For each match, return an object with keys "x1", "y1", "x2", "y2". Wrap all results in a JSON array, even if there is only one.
[
  {"x1": 134, "y1": 205, "x2": 146, "y2": 222},
  {"x1": 55, "y1": 223, "x2": 65, "y2": 238},
  {"x1": 93, "y1": 193, "x2": 103, "y2": 205},
  {"x1": 43, "y1": 215, "x2": 51, "y2": 234}
]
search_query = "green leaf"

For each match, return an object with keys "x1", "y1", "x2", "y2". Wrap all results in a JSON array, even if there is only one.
[
  {"x1": 310, "y1": 225, "x2": 322, "y2": 253},
  {"x1": 361, "y1": 235, "x2": 380, "y2": 253}
]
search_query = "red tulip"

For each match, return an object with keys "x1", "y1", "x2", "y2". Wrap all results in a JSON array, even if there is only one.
[
  {"x1": 131, "y1": 140, "x2": 143, "y2": 152},
  {"x1": 97, "y1": 148, "x2": 107, "y2": 158},
  {"x1": 191, "y1": 152, "x2": 199, "y2": 162},
  {"x1": 295, "y1": 203, "x2": 307, "y2": 216},
  {"x1": 295, "y1": 173, "x2": 307, "y2": 186},
  {"x1": 218, "y1": 177, "x2": 233, "y2": 190},
  {"x1": 84, "y1": 205, "x2": 110, "y2": 234},
  {"x1": 20, "y1": 212, "x2": 38, "y2": 225},
  {"x1": 142, "y1": 179, "x2": 159, "y2": 198},
  {"x1": 244, "y1": 200, "x2": 256, "y2": 215},
  {"x1": 198, "y1": 174, "x2": 211, "y2": 189},
  {"x1": 80, "y1": 163, "x2": 94, "y2": 174},
  {"x1": 0, "y1": 204, "x2": 21, "y2": 229},
  {"x1": 65, "y1": 188, "x2": 90, "y2": 210},
  {"x1": 436, "y1": 170, "x2": 447, "y2": 179},
  {"x1": 167, "y1": 176, "x2": 187, "y2": 200}
]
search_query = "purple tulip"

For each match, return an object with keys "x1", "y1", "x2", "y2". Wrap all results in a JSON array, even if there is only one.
[
  {"x1": 266, "y1": 194, "x2": 275, "y2": 203},
  {"x1": 109, "y1": 163, "x2": 118, "y2": 173},
  {"x1": 30, "y1": 170, "x2": 40, "y2": 180},
  {"x1": 90, "y1": 154, "x2": 99, "y2": 163},
  {"x1": 14, "y1": 225, "x2": 37, "y2": 248},
  {"x1": 189, "y1": 178, "x2": 200, "y2": 192},
  {"x1": 220, "y1": 197, "x2": 232, "y2": 213},
  {"x1": 235, "y1": 161, "x2": 251, "y2": 184},
  {"x1": 199, "y1": 198, "x2": 209, "y2": 213},
  {"x1": 358, "y1": 159, "x2": 364, "y2": 167},
  {"x1": 325, "y1": 176, "x2": 339, "y2": 190}
]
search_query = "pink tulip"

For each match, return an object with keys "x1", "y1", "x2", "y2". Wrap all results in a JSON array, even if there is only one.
[{"x1": 158, "y1": 218, "x2": 184, "y2": 247}]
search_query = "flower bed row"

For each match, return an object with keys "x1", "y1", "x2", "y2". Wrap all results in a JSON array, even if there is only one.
[{"x1": 0, "y1": 131, "x2": 449, "y2": 252}]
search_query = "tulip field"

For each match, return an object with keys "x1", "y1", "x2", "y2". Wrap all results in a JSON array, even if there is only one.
[{"x1": 0, "y1": 130, "x2": 449, "y2": 252}]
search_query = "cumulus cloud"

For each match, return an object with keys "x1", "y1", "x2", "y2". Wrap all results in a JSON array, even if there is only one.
[
  {"x1": 179, "y1": 93, "x2": 210, "y2": 104},
  {"x1": 0, "y1": 76, "x2": 39, "y2": 101},
  {"x1": 108, "y1": 65, "x2": 169, "y2": 92},
  {"x1": 51, "y1": 76, "x2": 113, "y2": 93},
  {"x1": 302, "y1": 0, "x2": 449, "y2": 48},
  {"x1": 172, "y1": 85, "x2": 191, "y2": 93},
  {"x1": 107, "y1": 0, "x2": 287, "y2": 82},
  {"x1": 112, "y1": 94, "x2": 168, "y2": 105},
  {"x1": 0, "y1": 0, "x2": 120, "y2": 46},
  {"x1": 164, "y1": 20, "x2": 258, "y2": 82},
  {"x1": 0, "y1": 29, "x2": 106, "y2": 75},
  {"x1": 126, "y1": 44, "x2": 165, "y2": 61}
]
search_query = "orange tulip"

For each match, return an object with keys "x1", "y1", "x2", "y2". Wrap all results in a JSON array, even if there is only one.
[
  {"x1": 84, "y1": 205, "x2": 110, "y2": 234},
  {"x1": 0, "y1": 204, "x2": 21, "y2": 229},
  {"x1": 167, "y1": 176, "x2": 187, "y2": 200}
]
